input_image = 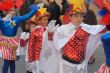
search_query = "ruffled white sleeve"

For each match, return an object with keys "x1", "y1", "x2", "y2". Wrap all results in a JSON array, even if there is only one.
[
  {"x1": 53, "y1": 25, "x2": 75, "y2": 50},
  {"x1": 17, "y1": 32, "x2": 30, "y2": 56},
  {"x1": 53, "y1": 28, "x2": 68, "y2": 50},
  {"x1": 81, "y1": 23, "x2": 106, "y2": 35}
]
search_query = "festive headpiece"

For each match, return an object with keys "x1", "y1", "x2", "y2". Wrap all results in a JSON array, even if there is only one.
[
  {"x1": 35, "y1": 7, "x2": 50, "y2": 20},
  {"x1": 62, "y1": 0, "x2": 86, "y2": 24},
  {"x1": 59, "y1": 14, "x2": 70, "y2": 24},
  {"x1": 26, "y1": 15, "x2": 37, "y2": 25},
  {"x1": 68, "y1": 0, "x2": 87, "y2": 15},
  {"x1": 93, "y1": 0, "x2": 110, "y2": 25}
]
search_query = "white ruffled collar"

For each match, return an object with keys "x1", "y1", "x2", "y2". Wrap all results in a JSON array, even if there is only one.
[
  {"x1": 68, "y1": 22, "x2": 82, "y2": 29},
  {"x1": 35, "y1": 25, "x2": 47, "y2": 28}
]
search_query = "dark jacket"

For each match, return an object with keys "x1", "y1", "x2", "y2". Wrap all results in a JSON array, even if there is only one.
[{"x1": 47, "y1": 2, "x2": 61, "y2": 25}]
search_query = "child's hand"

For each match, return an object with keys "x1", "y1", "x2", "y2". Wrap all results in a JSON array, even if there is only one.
[
  {"x1": 20, "y1": 32, "x2": 26, "y2": 39},
  {"x1": 25, "y1": 33, "x2": 30, "y2": 40},
  {"x1": 48, "y1": 24, "x2": 59, "y2": 41},
  {"x1": 48, "y1": 20, "x2": 56, "y2": 32},
  {"x1": 48, "y1": 20, "x2": 59, "y2": 32},
  {"x1": 20, "y1": 32, "x2": 29, "y2": 40},
  {"x1": 37, "y1": 3, "x2": 44, "y2": 7}
]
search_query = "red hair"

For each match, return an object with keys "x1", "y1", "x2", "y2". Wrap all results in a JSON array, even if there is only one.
[{"x1": 0, "y1": 0, "x2": 14, "y2": 11}]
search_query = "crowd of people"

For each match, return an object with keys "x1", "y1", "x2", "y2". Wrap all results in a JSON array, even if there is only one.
[{"x1": 0, "y1": 0, "x2": 110, "y2": 73}]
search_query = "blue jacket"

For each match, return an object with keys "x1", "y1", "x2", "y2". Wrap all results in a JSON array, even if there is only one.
[
  {"x1": 0, "y1": 7, "x2": 38, "y2": 37},
  {"x1": 101, "y1": 32, "x2": 110, "y2": 67}
]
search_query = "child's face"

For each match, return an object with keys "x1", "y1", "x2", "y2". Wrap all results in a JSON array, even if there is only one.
[
  {"x1": 38, "y1": 16, "x2": 48, "y2": 27},
  {"x1": 8, "y1": 8, "x2": 16, "y2": 16},
  {"x1": 70, "y1": 13, "x2": 84, "y2": 26},
  {"x1": 26, "y1": 23, "x2": 36, "y2": 31},
  {"x1": 30, "y1": 24, "x2": 36, "y2": 31},
  {"x1": 25, "y1": 24, "x2": 30, "y2": 30}
]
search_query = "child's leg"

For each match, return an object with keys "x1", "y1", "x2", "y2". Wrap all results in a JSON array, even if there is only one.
[
  {"x1": 10, "y1": 60, "x2": 15, "y2": 73},
  {"x1": 2, "y1": 59, "x2": 10, "y2": 73},
  {"x1": 26, "y1": 62, "x2": 33, "y2": 73},
  {"x1": 27, "y1": 71, "x2": 33, "y2": 73},
  {"x1": 88, "y1": 55, "x2": 95, "y2": 64}
]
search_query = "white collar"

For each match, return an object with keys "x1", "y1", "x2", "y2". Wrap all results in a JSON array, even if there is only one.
[
  {"x1": 68, "y1": 22, "x2": 81, "y2": 29},
  {"x1": 35, "y1": 26, "x2": 47, "y2": 29}
]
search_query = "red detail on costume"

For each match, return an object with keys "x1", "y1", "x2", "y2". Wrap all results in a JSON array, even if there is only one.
[
  {"x1": 100, "y1": 13, "x2": 110, "y2": 25},
  {"x1": 28, "y1": 27, "x2": 46, "y2": 62},
  {"x1": 63, "y1": 13, "x2": 70, "y2": 24},
  {"x1": 100, "y1": 28, "x2": 108, "y2": 33},
  {"x1": 20, "y1": 39, "x2": 28, "y2": 47},
  {"x1": 0, "y1": 36, "x2": 20, "y2": 60},
  {"x1": 69, "y1": 4, "x2": 74, "y2": 11},
  {"x1": 62, "y1": 27, "x2": 90, "y2": 63},
  {"x1": 0, "y1": 0, "x2": 14, "y2": 11},
  {"x1": 48, "y1": 32, "x2": 54, "y2": 41}
]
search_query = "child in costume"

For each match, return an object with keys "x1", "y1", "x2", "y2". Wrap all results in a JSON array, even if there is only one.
[
  {"x1": 97, "y1": 32, "x2": 110, "y2": 73},
  {"x1": 93, "y1": 0, "x2": 110, "y2": 72},
  {"x1": 0, "y1": 1, "x2": 39, "y2": 73},
  {"x1": 18, "y1": 15, "x2": 37, "y2": 73},
  {"x1": 28, "y1": 6, "x2": 59, "y2": 73},
  {"x1": 27, "y1": 7, "x2": 54, "y2": 73},
  {"x1": 53, "y1": 0, "x2": 107, "y2": 73}
]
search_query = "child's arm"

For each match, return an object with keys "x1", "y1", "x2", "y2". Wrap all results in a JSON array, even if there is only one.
[
  {"x1": 15, "y1": 5, "x2": 39, "y2": 25},
  {"x1": 53, "y1": 27, "x2": 70, "y2": 51},
  {"x1": 48, "y1": 20, "x2": 59, "y2": 41},
  {"x1": 20, "y1": 32, "x2": 29, "y2": 47}
]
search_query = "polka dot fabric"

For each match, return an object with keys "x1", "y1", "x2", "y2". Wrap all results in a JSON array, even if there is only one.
[
  {"x1": 63, "y1": 27, "x2": 90, "y2": 63},
  {"x1": 28, "y1": 27, "x2": 46, "y2": 62}
]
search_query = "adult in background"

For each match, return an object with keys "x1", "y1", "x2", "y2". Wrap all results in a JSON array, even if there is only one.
[
  {"x1": 83, "y1": 0, "x2": 97, "y2": 64},
  {"x1": 47, "y1": 0, "x2": 69, "y2": 25}
]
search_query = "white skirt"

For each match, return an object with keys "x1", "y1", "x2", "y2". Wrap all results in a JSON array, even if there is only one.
[
  {"x1": 60, "y1": 59, "x2": 87, "y2": 73},
  {"x1": 40, "y1": 41, "x2": 60, "y2": 73}
]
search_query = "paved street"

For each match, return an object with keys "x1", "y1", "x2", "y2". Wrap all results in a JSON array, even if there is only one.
[
  {"x1": 0, "y1": 45, "x2": 105, "y2": 73},
  {"x1": 88, "y1": 45, "x2": 105, "y2": 73}
]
